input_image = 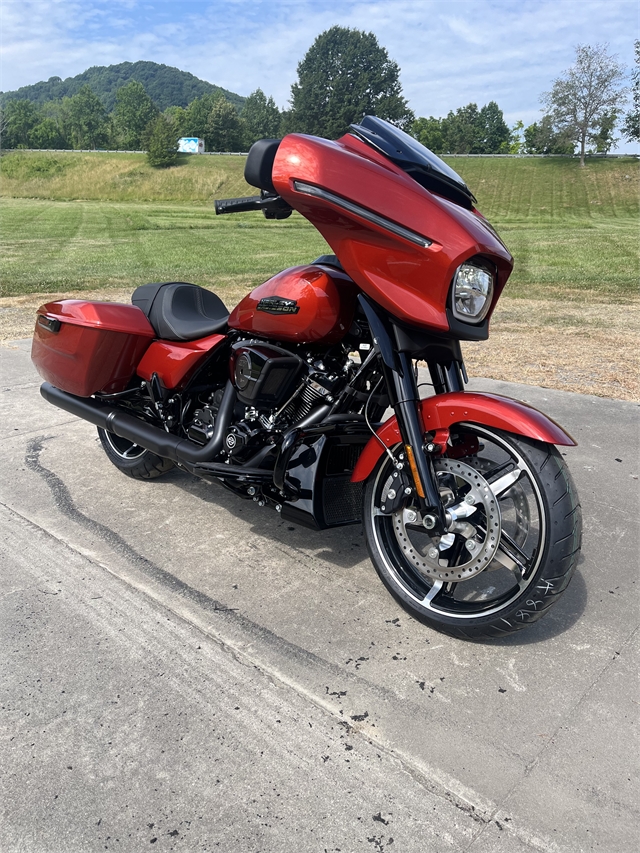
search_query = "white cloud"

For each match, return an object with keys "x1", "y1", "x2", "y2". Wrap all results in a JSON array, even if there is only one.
[{"x1": 1, "y1": 0, "x2": 636, "y2": 151}]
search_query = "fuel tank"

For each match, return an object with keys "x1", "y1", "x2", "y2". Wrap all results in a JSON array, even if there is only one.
[{"x1": 228, "y1": 263, "x2": 357, "y2": 345}]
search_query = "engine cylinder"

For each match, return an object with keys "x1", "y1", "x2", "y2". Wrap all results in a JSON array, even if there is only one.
[{"x1": 230, "y1": 342, "x2": 305, "y2": 407}]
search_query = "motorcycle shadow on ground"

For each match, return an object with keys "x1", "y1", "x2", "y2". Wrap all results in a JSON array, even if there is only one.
[
  {"x1": 170, "y1": 468, "x2": 368, "y2": 571},
  {"x1": 167, "y1": 468, "x2": 589, "y2": 645}
]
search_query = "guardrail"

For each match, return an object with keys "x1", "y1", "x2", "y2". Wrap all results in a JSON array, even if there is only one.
[
  {"x1": 0, "y1": 148, "x2": 251, "y2": 155},
  {"x1": 1, "y1": 148, "x2": 637, "y2": 158}
]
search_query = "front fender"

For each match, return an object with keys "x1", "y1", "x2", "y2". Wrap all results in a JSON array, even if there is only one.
[{"x1": 351, "y1": 391, "x2": 576, "y2": 483}]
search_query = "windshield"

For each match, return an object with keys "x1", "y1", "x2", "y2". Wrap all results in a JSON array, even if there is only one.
[{"x1": 349, "y1": 115, "x2": 476, "y2": 209}]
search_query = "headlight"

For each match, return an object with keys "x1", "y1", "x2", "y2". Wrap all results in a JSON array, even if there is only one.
[{"x1": 451, "y1": 260, "x2": 495, "y2": 323}]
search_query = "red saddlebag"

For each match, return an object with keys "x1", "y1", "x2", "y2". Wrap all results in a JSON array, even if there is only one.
[{"x1": 32, "y1": 300, "x2": 155, "y2": 397}]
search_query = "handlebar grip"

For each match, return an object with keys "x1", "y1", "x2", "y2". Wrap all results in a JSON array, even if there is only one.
[{"x1": 214, "y1": 196, "x2": 262, "y2": 215}]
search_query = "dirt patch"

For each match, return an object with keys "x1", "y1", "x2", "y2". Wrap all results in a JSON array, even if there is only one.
[
  {"x1": 463, "y1": 297, "x2": 640, "y2": 402},
  {"x1": 2, "y1": 287, "x2": 638, "y2": 402}
]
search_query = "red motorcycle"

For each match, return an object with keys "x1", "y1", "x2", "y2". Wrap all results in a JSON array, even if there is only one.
[{"x1": 32, "y1": 116, "x2": 581, "y2": 639}]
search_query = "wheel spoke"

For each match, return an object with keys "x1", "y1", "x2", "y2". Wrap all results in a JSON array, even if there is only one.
[
  {"x1": 421, "y1": 580, "x2": 443, "y2": 605},
  {"x1": 438, "y1": 533, "x2": 455, "y2": 551},
  {"x1": 489, "y1": 467, "x2": 523, "y2": 498},
  {"x1": 493, "y1": 539, "x2": 528, "y2": 586},
  {"x1": 482, "y1": 459, "x2": 515, "y2": 482},
  {"x1": 500, "y1": 529, "x2": 530, "y2": 563}
]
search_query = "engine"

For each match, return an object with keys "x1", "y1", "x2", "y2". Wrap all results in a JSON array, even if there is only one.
[{"x1": 185, "y1": 340, "x2": 353, "y2": 463}]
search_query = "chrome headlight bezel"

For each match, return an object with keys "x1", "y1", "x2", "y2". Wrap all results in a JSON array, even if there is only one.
[{"x1": 450, "y1": 259, "x2": 495, "y2": 324}]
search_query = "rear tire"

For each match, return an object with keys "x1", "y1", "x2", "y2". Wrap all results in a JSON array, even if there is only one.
[
  {"x1": 97, "y1": 427, "x2": 175, "y2": 480},
  {"x1": 363, "y1": 425, "x2": 581, "y2": 640}
]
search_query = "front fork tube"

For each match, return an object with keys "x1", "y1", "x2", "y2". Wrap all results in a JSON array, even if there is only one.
[{"x1": 382, "y1": 351, "x2": 447, "y2": 531}]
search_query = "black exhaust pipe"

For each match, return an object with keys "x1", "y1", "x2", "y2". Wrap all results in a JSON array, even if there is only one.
[{"x1": 40, "y1": 381, "x2": 236, "y2": 466}]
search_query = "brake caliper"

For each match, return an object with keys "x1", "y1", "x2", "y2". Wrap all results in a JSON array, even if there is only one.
[{"x1": 378, "y1": 465, "x2": 413, "y2": 515}]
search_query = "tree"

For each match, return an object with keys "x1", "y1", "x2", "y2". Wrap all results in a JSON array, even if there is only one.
[
  {"x1": 114, "y1": 81, "x2": 158, "y2": 149},
  {"x1": 288, "y1": 26, "x2": 414, "y2": 139},
  {"x1": 30, "y1": 117, "x2": 66, "y2": 149},
  {"x1": 412, "y1": 101, "x2": 511, "y2": 154},
  {"x1": 183, "y1": 93, "x2": 219, "y2": 143},
  {"x1": 542, "y1": 44, "x2": 627, "y2": 165},
  {"x1": 411, "y1": 116, "x2": 446, "y2": 153},
  {"x1": 1, "y1": 99, "x2": 40, "y2": 148},
  {"x1": 505, "y1": 120, "x2": 525, "y2": 154},
  {"x1": 477, "y1": 101, "x2": 510, "y2": 153},
  {"x1": 242, "y1": 89, "x2": 281, "y2": 148},
  {"x1": 206, "y1": 99, "x2": 244, "y2": 151},
  {"x1": 589, "y1": 110, "x2": 619, "y2": 153},
  {"x1": 523, "y1": 115, "x2": 574, "y2": 154},
  {"x1": 67, "y1": 85, "x2": 110, "y2": 149},
  {"x1": 146, "y1": 114, "x2": 178, "y2": 167},
  {"x1": 442, "y1": 103, "x2": 482, "y2": 153},
  {"x1": 621, "y1": 40, "x2": 639, "y2": 143},
  {"x1": 40, "y1": 99, "x2": 74, "y2": 149},
  {"x1": 164, "y1": 105, "x2": 187, "y2": 138}
]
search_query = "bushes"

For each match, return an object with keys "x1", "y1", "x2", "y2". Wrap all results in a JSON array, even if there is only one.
[{"x1": 145, "y1": 115, "x2": 178, "y2": 168}]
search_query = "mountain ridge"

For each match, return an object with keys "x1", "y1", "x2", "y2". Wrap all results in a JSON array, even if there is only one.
[{"x1": 0, "y1": 60, "x2": 245, "y2": 112}]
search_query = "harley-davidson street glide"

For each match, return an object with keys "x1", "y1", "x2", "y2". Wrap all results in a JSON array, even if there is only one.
[{"x1": 32, "y1": 116, "x2": 582, "y2": 639}]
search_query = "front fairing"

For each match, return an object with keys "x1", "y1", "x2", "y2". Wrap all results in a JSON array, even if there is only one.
[{"x1": 272, "y1": 133, "x2": 513, "y2": 333}]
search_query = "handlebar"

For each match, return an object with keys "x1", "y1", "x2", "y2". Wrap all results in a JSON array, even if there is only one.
[
  {"x1": 214, "y1": 193, "x2": 293, "y2": 220},
  {"x1": 214, "y1": 196, "x2": 262, "y2": 215}
]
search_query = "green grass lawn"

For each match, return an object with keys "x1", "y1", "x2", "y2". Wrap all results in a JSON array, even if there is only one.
[
  {"x1": 1, "y1": 150, "x2": 637, "y2": 299},
  {"x1": 0, "y1": 199, "x2": 328, "y2": 297}
]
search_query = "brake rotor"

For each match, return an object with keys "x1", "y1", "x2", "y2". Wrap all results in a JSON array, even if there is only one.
[{"x1": 391, "y1": 458, "x2": 502, "y2": 583}]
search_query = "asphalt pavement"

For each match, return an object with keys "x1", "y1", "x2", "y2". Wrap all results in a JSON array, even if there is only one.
[{"x1": 1, "y1": 338, "x2": 638, "y2": 853}]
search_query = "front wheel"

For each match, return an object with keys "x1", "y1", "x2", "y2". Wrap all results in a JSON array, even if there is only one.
[{"x1": 363, "y1": 425, "x2": 581, "y2": 640}]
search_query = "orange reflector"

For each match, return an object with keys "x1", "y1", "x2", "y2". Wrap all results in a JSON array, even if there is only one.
[{"x1": 405, "y1": 444, "x2": 425, "y2": 499}]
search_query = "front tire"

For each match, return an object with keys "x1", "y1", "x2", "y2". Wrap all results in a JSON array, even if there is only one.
[
  {"x1": 97, "y1": 427, "x2": 175, "y2": 480},
  {"x1": 363, "y1": 425, "x2": 581, "y2": 640}
]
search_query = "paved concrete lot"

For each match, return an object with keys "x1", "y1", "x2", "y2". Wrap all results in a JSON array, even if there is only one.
[{"x1": 1, "y1": 338, "x2": 638, "y2": 852}]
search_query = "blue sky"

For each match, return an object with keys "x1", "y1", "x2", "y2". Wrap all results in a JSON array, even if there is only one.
[{"x1": 1, "y1": 0, "x2": 637, "y2": 151}]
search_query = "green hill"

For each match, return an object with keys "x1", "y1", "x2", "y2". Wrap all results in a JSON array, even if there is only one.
[
  {"x1": 0, "y1": 148, "x2": 636, "y2": 216},
  {"x1": 0, "y1": 61, "x2": 245, "y2": 112}
]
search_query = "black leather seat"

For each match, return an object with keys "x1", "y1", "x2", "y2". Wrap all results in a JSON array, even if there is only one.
[{"x1": 132, "y1": 282, "x2": 229, "y2": 341}]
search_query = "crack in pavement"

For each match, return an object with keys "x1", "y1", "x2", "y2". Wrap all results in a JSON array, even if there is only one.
[{"x1": 22, "y1": 434, "x2": 508, "y2": 829}]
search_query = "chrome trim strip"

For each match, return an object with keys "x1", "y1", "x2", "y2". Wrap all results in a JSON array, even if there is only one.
[{"x1": 293, "y1": 181, "x2": 432, "y2": 248}]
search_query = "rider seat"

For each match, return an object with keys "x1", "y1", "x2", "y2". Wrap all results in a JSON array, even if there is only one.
[{"x1": 132, "y1": 282, "x2": 229, "y2": 341}]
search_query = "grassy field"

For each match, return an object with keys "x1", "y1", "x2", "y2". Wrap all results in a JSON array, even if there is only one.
[
  {"x1": 1, "y1": 150, "x2": 638, "y2": 400},
  {"x1": 1, "y1": 150, "x2": 637, "y2": 300},
  {"x1": 0, "y1": 200, "x2": 327, "y2": 297}
]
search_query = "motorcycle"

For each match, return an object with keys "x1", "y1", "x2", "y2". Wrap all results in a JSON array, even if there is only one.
[{"x1": 31, "y1": 116, "x2": 582, "y2": 640}]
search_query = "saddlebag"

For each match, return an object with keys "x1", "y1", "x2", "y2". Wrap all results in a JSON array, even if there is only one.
[{"x1": 31, "y1": 300, "x2": 155, "y2": 397}]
